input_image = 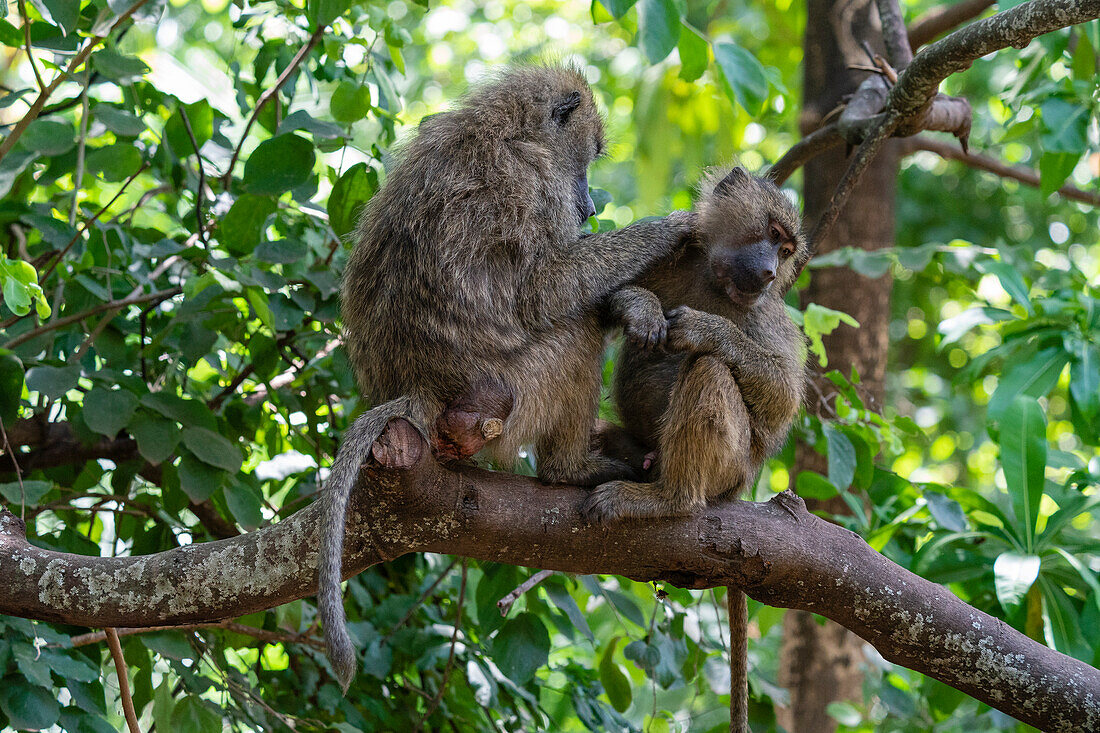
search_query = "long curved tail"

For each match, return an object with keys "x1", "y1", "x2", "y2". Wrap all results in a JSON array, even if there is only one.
[{"x1": 318, "y1": 396, "x2": 421, "y2": 692}]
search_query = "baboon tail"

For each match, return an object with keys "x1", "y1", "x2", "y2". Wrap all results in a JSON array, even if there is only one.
[{"x1": 318, "y1": 396, "x2": 422, "y2": 693}]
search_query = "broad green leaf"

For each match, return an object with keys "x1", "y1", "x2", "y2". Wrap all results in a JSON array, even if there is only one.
[
  {"x1": 177, "y1": 454, "x2": 223, "y2": 502},
  {"x1": 130, "y1": 413, "x2": 181, "y2": 464},
  {"x1": 1069, "y1": 341, "x2": 1100, "y2": 419},
  {"x1": 1040, "y1": 98, "x2": 1089, "y2": 153},
  {"x1": 153, "y1": 678, "x2": 175, "y2": 732},
  {"x1": 0, "y1": 680, "x2": 60, "y2": 730},
  {"x1": 637, "y1": 0, "x2": 679, "y2": 64},
  {"x1": 91, "y1": 49, "x2": 150, "y2": 82},
  {"x1": 1038, "y1": 151, "x2": 1080, "y2": 196},
  {"x1": 224, "y1": 483, "x2": 263, "y2": 529},
  {"x1": 490, "y1": 612, "x2": 550, "y2": 684},
  {"x1": 598, "y1": 0, "x2": 638, "y2": 18},
  {"x1": 242, "y1": 134, "x2": 316, "y2": 196},
  {"x1": 181, "y1": 426, "x2": 243, "y2": 473},
  {"x1": 0, "y1": 350, "x2": 24, "y2": 426},
  {"x1": 218, "y1": 194, "x2": 277, "y2": 254},
  {"x1": 140, "y1": 392, "x2": 217, "y2": 429},
  {"x1": 599, "y1": 638, "x2": 632, "y2": 713},
  {"x1": 307, "y1": 0, "x2": 352, "y2": 27},
  {"x1": 255, "y1": 239, "x2": 307, "y2": 264},
  {"x1": 544, "y1": 582, "x2": 594, "y2": 642},
  {"x1": 330, "y1": 81, "x2": 373, "y2": 123},
  {"x1": 82, "y1": 387, "x2": 138, "y2": 437},
  {"x1": 678, "y1": 23, "x2": 708, "y2": 82},
  {"x1": 39, "y1": 648, "x2": 100, "y2": 682},
  {"x1": 975, "y1": 259, "x2": 1032, "y2": 313},
  {"x1": 25, "y1": 364, "x2": 81, "y2": 400},
  {"x1": 925, "y1": 491, "x2": 968, "y2": 532},
  {"x1": 169, "y1": 695, "x2": 222, "y2": 732},
  {"x1": 165, "y1": 100, "x2": 213, "y2": 155},
  {"x1": 987, "y1": 347, "x2": 1068, "y2": 421},
  {"x1": 85, "y1": 143, "x2": 143, "y2": 182},
  {"x1": 328, "y1": 162, "x2": 377, "y2": 237},
  {"x1": 823, "y1": 423, "x2": 856, "y2": 490},
  {"x1": 276, "y1": 109, "x2": 344, "y2": 139},
  {"x1": 41, "y1": 0, "x2": 80, "y2": 35},
  {"x1": 22, "y1": 118, "x2": 75, "y2": 156},
  {"x1": 0, "y1": 480, "x2": 52, "y2": 505},
  {"x1": 801, "y1": 303, "x2": 859, "y2": 366},
  {"x1": 998, "y1": 396, "x2": 1046, "y2": 550},
  {"x1": 993, "y1": 552, "x2": 1041, "y2": 612},
  {"x1": 94, "y1": 105, "x2": 146, "y2": 136},
  {"x1": 713, "y1": 42, "x2": 768, "y2": 115},
  {"x1": 796, "y1": 470, "x2": 838, "y2": 499}
]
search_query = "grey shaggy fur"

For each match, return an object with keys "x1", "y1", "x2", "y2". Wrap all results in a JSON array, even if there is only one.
[{"x1": 321, "y1": 64, "x2": 694, "y2": 690}]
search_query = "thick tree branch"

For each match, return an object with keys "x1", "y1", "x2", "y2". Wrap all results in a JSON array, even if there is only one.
[
  {"x1": 901, "y1": 135, "x2": 1100, "y2": 206},
  {"x1": 1, "y1": 457, "x2": 1098, "y2": 732}
]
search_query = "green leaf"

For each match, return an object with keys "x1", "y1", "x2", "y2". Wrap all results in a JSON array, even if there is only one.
[
  {"x1": 165, "y1": 100, "x2": 213, "y2": 155},
  {"x1": 91, "y1": 49, "x2": 150, "y2": 82},
  {"x1": 598, "y1": 0, "x2": 638, "y2": 18},
  {"x1": 328, "y1": 162, "x2": 376, "y2": 237},
  {"x1": 41, "y1": 0, "x2": 80, "y2": 35},
  {"x1": 1038, "y1": 151, "x2": 1080, "y2": 196},
  {"x1": 0, "y1": 149, "x2": 36, "y2": 198},
  {"x1": 823, "y1": 423, "x2": 856, "y2": 491},
  {"x1": 330, "y1": 81, "x2": 373, "y2": 123},
  {"x1": 224, "y1": 483, "x2": 263, "y2": 529},
  {"x1": 255, "y1": 239, "x2": 307, "y2": 264},
  {"x1": 177, "y1": 454, "x2": 223, "y2": 502},
  {"x1": 637, "y1": 0, "x2": 680, "y2": 64},
  {"x1": 40, "y1": 648, "x2": 100, "y2": 682},
  {"x1": 992, "y1": 552, "x2": 1041, "y2": 612},
  {"x1": 1069, "y1": 341, "x2": 1100, "y2": 420},
  {"x1": 242, "y1": 134, "x2": 316, "y2": 196},
  {"x1": 85, "y1": 143, "x2": 143, "y2": 182},
  {"x1": 217, "y1": 194, "x2": 277, "y2": 255},
  {"x1": 925, "y1": 491, "x2": 967, "y2": 532},
  {"x1": 987, "y1": 347, "x2": 1068, "y2": 421},
  {"x1": 169, "y1": 695, "x2": 222, "y2": 732},
  {"x1": 713, "y1": 42, "x2": 768, "y2": 115},
  {"x1": 307, "y1": 0, "x2": 351, "y2": 27},
  {"x1": 276, "y1": 109, "x2": 344, "y2": 140},
  {"x1": 22, "y1": 118, "x2": 75, "y2": 156},
  {"x1": 677, "y1": 23, "x2": 708, "y2": 82},
  {"x1": 181, "y1": 426, "x2": 243, "y2": 473},
  {"x1": 599, "y1": 638, "x2": 632, "y2": 713},
  {"x1": 140, "y1": 393, "x2": 217, "y2": 430},
  {"x1": 975, "y1": 259, "x2": 1032, "y2": 313},
  {"x1": 544, "y1": 583, "x2": 594, "y2": 642},
  {"x1": 0, "y1": 679, "x2": 60, "y2": 730},
  {"x1": 0, "y1": 350, "x2": 24, "y2": 426},
  {"x1": 130, "y1": 413, "x2": 181, "y2": 464},
  {"x1": 1040, "y1": 98, "x2": 1089, "y2": 153},
  {"x1": 998, "y1": 396, "x2": 1046, "y2": 550},
  {"x1": 94, "y1": 105, "x2": 146, "y2": 137},
  {"x1": 490, "y1": 612, "x2": 550, "y2": 684},
  {"x1": 801, "y1": 303, "x2": 859, "y2": 367},
  {"x1": 25, "y1": 364, "x2": 81, "y2": 400},
  {"x1": 0, "y1": 480, "x2": 52, "y2": 505},
  {"x1": 796, "y1": 470, "x2": 839, "y2": 499},
  {"x1": 82, "y1": 387, "x2": 138, "y2": 437}
]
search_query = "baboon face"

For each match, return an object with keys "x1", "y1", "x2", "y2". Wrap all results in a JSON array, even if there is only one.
[
  {"x1": 699, "y1": 167, "x2": 807, "y2": 306},
  {"x1": 546, "y1": 82, "x2": 605, "y2": 225}
]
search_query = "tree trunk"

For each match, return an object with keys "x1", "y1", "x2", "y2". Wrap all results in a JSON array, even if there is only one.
[{"x1": 778, "y1": 0, "x2": 899, "y2": 730}]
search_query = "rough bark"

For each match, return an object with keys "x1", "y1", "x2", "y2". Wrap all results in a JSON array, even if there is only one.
[{"x1": 1, "y1": 459, "x2": 1098, "y2": 732}]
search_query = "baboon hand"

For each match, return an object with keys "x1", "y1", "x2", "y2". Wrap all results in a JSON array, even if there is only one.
[
  {"x1": 665, "y1": 305, "x2": 723, "y2": 354},
  {"x1": 622, "y1": 301, "x2": 667, "y2": 351}
]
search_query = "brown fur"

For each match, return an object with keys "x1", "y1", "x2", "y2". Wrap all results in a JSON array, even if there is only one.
[
  {"x1": 321, "y1": 64, "x2": 694, "y2": 689},
  {"x1": 583, "y1": 167, "x2": 809, "y2": 521}
]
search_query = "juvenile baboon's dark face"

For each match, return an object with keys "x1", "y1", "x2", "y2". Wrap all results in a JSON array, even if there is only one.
[{"x1": 698, "y1": 167, "x2": 807, "y2": 306}]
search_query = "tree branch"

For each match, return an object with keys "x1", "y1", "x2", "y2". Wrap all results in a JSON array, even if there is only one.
[
  {"x1": 901, "y1": 135, "x2": 1100, "y2": 206},
  {"x1": 1, "y1": 457, "x2": 1097, "y2": 732},
  {"x1": 769, "y1": 124, "x2": 844, "y2": 185},
  {"x1": 908, "y1": 0, "x2": 996, "y2": 50}
]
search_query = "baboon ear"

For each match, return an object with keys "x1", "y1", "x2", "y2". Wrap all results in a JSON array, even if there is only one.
[
  {"x1": 714, "y1": 166, "x2": 749, "y2": 195},
  {"x1": 551, "y1": 91, "x2": 583, "y2": 126}
]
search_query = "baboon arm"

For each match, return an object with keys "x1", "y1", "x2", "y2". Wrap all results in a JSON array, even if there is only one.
[{"x1": 523, "y1": 214, "x2": 692, "y2": 319}]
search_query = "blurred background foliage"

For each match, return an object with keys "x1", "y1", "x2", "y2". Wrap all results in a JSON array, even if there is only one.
[{"x1": 0, "y1": 0, "x2": 1097, "y2": 730}]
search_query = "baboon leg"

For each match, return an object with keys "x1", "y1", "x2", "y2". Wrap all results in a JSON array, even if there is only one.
[
  {"x1": 537, "y1": 386, "x2": 636, "y2": 487},
  {"x1": 582, "y1": 355, "x2": 750, "y2": 521},
  {"x1": 659, "y1": 354, "x2": 751, "y2": 503}
]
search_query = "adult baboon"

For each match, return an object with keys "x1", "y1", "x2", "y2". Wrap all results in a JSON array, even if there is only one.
[{"x1": 320, "y1": 65, "x2": 695, "y2": 690}]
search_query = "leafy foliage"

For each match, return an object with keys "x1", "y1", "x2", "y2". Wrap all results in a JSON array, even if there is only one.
[{"x1": 0, "y1": 0, "x2": 1097, "y2": 731}]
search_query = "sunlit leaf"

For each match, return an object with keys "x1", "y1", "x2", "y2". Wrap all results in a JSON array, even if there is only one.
[{"x1": 998, "y1": 396, "x2": 1047, "y2": 550}]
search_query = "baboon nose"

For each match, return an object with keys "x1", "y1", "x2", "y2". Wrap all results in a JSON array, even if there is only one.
[{"x1": 759, "y1": 268, "x2": 776, "y2": 283}]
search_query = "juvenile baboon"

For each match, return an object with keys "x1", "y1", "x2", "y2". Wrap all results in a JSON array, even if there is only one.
[
  {"x1": 320, "y1": 65, "x2": 695, "y2": 690},
  {"x1": 583, "y1": 166, "x2": 809, "y2": 733},
  {"x1": 584, "y1": 166, "x2": 808, "y2": 520}
]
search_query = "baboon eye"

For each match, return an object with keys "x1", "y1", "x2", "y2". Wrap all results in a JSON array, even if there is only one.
[
  {"x1": 769, "y1": 224, "x2": 784, "y2": 241},
  {"x1": 780, "y1": 243, "x2": 796, "y2": 259}
]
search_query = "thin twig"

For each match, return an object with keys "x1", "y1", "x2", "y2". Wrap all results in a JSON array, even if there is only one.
[
  {"x1": 497, "y1": 569, "x2": 555, "y2": 616},
  {"x1": 178, "y1": 107, "x2": 209, "y2": 244},
  {"x1": 222, "y1": 25, "x2": 326, "y2": 186},
  {"x1": 71, "y1": 68, "x2": 91, "y2": 228},
  {"x1": 104, "y1": 628, "x2": 141, "y2": 733},
  {"x1": 41, "y1": 162, "x2": 151, "y2": 283},
  {"x1": 0, "y1": 0, "x2": 151, "y2": 164},
  {"x1": 3, "y1": 286, "x2": 181, "y2": 349},
  {"x1": 0, "y1": 423, "x2": 27, "y2": 521},
  {"x1": 908, "y1": 0, "x2": 996, "y2": 49},
  {"x1": 770, "y1": 123, "x2": 845, "y2": 185},
  {"x1": 18, "y1": 0, "x2": 45, "y2": 93},
  {"x1": 60, "y1": 621, "x2": 326, "y2": 650},
  {"x1": 901, "y1": 135, "x2": 1100, "y2": 206},
  {"x1": 415, "y1": 560, "x2": 467, "y2": 732}
]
